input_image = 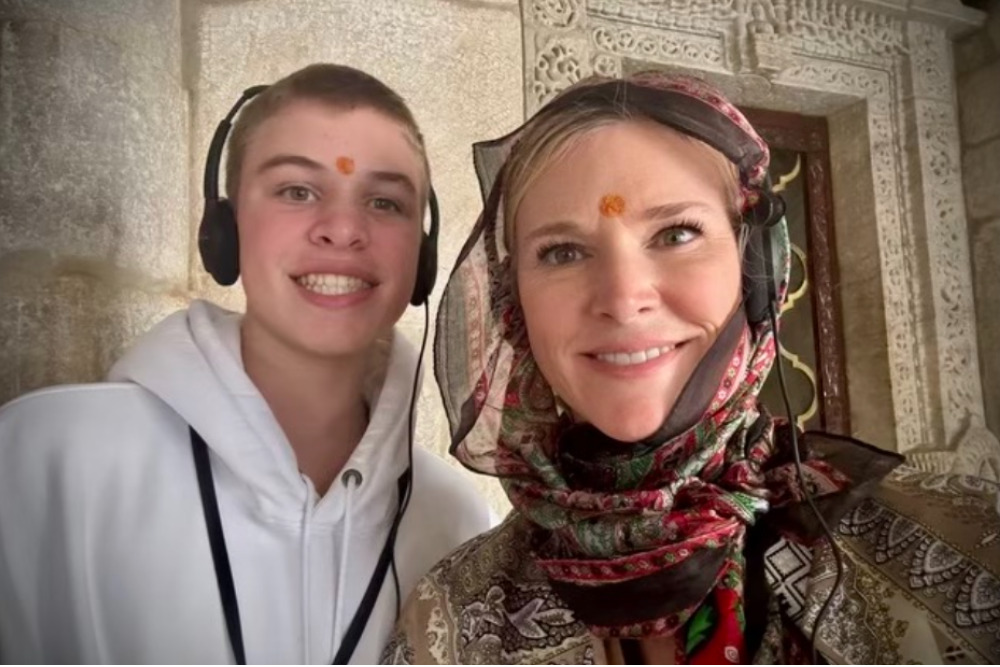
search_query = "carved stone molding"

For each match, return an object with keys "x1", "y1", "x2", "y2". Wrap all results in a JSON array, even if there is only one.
[
  {"x1": 521, "y1": 0, "x2": 988, "y2": 456},
  {"x1": 528, "y1": 32, "x2": 590, "y2": 108},
  {"x1": 590, "y1": 20, "x2": 728, "y2": 73},
  {"x1": 904, "y1": 21, "x2": 984, "y2": 444},
  {"x1": 907, "y1": 20, "x2": 954, "y2": 101},
  {"x1": 908, "y1": 421, "x2": 1000, "y2": 482},
  {"x1": 530, "y1": 0, "x2": 584, "y2": 29}
]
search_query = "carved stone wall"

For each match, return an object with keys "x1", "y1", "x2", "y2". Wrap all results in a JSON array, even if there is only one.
[{"x1": 521, "y1": 0, "x2": 996, "y2": 470}]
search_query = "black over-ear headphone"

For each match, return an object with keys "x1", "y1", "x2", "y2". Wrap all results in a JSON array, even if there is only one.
[
  {"x1": 198, "y1": 86, "x2": 440, "y2": 306},
  {"x1": 739, "y1": 186, "x2": 786, "y2": 326}
]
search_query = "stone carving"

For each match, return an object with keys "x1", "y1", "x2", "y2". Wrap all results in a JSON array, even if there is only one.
[
  {"x1": 587, "y1": 0, "x2": 905, "y2": 66},
  {"x1": 912, "y1": 99, "x2": 984, "y2": 441},
  {"x1": 904, "y1": 21, "x2": 983, "y2": 443},
  {"x1": 592, "y1": 52, "x2": 622, "y2": 77},
  {"x1": 532, "y1": 0, "x2": 583, "y2": 29},
  {"x1": 530, "y1": 34, "x2": 588, "y2": 108},
  {"x1": 591, "y1": 22, "x2": 727, "y2": 72},
  {"x1": 587, "y1": 0, "x2": 734, "y2": 29},
  {"x1": 908, "y1": 421, "x2": 1000, "y2": 482},
  {"x1": 747, "y1": 31, "x2": 798, "y2": 76},
  {"x1": 907, "y1": 20, "x2": 954, "y2": 101},
  {"x1": 521, "y1": 0, "x2": 989, "y2": 454},
  {"x1": 780, "y1": 0, "x2": 905, "y2": 63}
]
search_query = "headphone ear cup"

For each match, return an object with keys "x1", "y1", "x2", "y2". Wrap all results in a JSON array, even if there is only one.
[
  {"x1": 741, "y1": 223, "x2": 770, "y2": 326},
  {"x1": 741, "y1": 190, "x2": 787, "y2": 325},
  {"x1": 748, "y1": 190, "x2": 786, "y2": 227},
  {"x1": 198, "y1": 199, "x2": 240, "y2": 286},
  {"x1": 410, "y1": 232, "x2": 437, "y2": 306}
]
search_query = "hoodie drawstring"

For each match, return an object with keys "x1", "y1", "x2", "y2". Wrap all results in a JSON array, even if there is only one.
[
  {"x1": 300, "y1": 489, "x2": 314, "y2": 664},
  {"x1": 334, "y1": 469, "x2": 362, "y2": 657}
]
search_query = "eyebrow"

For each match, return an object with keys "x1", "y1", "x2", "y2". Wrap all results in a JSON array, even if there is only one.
[
  {"x1": 522, "y1": 201, "x2": 714, "y2": 244},
  {"x1": 255, "y1": 154, "x2": 325, "y2": 174},
  {"x1": 521, "y1": 220, "x2": 582, "y2": 245},
  {"x1": 640, "y1": 201, "x2": 714, "y2": 220},
  {"x1": 255, "y1": 156, "x2": 419, "y2": 194},
  {"x1": 367, "y1": 170, "x2": 418, "y2": 198}
]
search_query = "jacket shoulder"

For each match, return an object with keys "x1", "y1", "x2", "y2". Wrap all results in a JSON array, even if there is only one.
[
  {"x1": 773, "y1": 467, "x2": 1000, "y2": 664},
  {"x1": 385, "y1": 516, "x2": 593, "y2": 664}
]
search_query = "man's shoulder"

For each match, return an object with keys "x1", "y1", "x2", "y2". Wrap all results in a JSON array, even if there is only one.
[
  {"x1": 0, "y1": 383, "x2": 182, "y2": 469},
  {"x1": 1, "y1": 382, "x2": 171, "y2": 433}
]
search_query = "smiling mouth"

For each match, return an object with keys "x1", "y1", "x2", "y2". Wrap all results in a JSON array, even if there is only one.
[
  {"x1": 590, "y1": 344, "x2": 679, "y2": 367},
  {"x1": 295, "y1": 273, "x2": 373, "y2": 296}
]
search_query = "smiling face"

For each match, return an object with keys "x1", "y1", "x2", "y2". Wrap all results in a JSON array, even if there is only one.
[
  {"x1": 513, "y1": 120, "x2": 742, "y2": 442},
  {"x1": 235, "y1": 100, "x2": 425, "y2": 360}
]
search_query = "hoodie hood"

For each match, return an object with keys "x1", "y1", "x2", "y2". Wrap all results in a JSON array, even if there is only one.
[{"x1": 108, "y1": 299, "x2": 416, "y2": 524}]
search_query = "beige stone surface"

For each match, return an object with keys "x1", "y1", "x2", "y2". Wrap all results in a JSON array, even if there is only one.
[
  {"x1": 955, "y1": 28, "x2": 997, "y2": 76},
  {"x1": 828, "y1": 102, "x2": 898, "y2": 451},
  {"x1": 0, "y1": 264, "x2": 189, "y2": 405},
  {"x1": 963, "y1": 138, "x2": 1000, "y2": 219},
  {"x1": 958, "y1": 59, "x2": 1000, "y2": 145},
  {"x1": 957, "y1": 1, "x2": 1000, "y2": 441},
  {"x1": 972, "y1": 217, "x2": 1000, "y2": 436},
  {"x1": 0, "y1": 1, "x2": 190, "y2": 414},
  {"x1": 192, "y1": 0, "x2": 522, "y2": 514},
  {"x1": 989, "y1": 0, "x2": 1000, "y2": 51},
  {"x1": 0, "y1": 19, "x2": 189, "y2": 284},
  {"x1": 0, "y1": 0, "x2": 183, "y2": 80}
]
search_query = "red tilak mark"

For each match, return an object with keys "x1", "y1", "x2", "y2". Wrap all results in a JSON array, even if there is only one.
[
  {"x1": 599, "y1": 193, "x2": 626, "y2": 217},
  {"x1": 335, "y1": 156, "x2": 355, "y2": 175}
]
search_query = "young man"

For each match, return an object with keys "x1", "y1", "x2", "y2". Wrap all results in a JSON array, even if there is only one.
[{"x1": 0, "y1": 64, "x2": 492, "y2": 663}]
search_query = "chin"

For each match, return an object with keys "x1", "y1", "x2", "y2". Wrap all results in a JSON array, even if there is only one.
[
  {"x1": 281, "y1": 322, "x2": 382, "y2": 360},
  {"x1": 584, "y1": 403, "x2": 670, "y2": 443}
]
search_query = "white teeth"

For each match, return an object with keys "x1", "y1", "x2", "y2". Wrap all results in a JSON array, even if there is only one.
[
  {"x1": 296, "y1": 273, "x2": 372, "y2": 296},
  {"x1": 596, "y1": 345, "x2": 675, "y2": 366}
]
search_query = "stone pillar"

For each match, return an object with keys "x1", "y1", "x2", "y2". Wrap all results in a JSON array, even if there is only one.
[
  {"x1": 903, "y1": 19, "x2": 986, "y2": 447},
  {"x1": 0, "y1": 0, "x2": 191, "y2": 405}
]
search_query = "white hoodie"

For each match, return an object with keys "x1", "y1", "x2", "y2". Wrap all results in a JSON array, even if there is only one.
[{"x1": 0, "y1": 300, "x2": 494, "y2": 664}]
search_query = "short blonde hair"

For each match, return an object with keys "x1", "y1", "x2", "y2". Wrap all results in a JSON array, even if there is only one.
[
  {"x1": 500, "y1": 104, "x2": 740, "y2": 255},
  {"x1": 225, "y1": 63, "x2": 430, "y2": 204}
]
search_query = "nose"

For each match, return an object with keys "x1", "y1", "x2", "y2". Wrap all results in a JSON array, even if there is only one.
[
  {"x1": 589, "y1": 250, "x2": 659, "y2": 323},
  {"x1": 308, "y1": 202, "x2": 369, "y2": 249}
]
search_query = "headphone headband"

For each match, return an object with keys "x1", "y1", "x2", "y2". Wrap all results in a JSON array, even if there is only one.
[{"x1": 203, "y1": 86, "x2": 269, "y2": 202}]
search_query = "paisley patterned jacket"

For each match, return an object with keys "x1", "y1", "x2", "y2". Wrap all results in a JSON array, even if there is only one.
[{"x1": 383, "y1": 467, "x2": 1000, "y2": 664}]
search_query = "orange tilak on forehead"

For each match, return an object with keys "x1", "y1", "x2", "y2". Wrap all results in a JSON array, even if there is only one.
[
  {"x1": 598, "y1": 193, "x2": 626, "y2": 218},
  {"x1": 335, "y1": 156, "x2": 355, "y2": 175}
]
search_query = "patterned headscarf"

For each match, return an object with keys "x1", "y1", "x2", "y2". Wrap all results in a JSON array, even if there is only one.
[{"x1": 435, "y1": 72, "x2": 888, "y2": 662}]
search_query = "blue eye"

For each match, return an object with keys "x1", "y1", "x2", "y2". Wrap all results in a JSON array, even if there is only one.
[
  {"x1": 654, "y1": 223, "x2": 702, "y2": 246},
  {"x1": 537, "y1": 243, "x2": 586, "y2": 266}
]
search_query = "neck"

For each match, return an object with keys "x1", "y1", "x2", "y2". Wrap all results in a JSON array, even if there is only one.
[{"x1": 241, "y1": 318, "x2": 378, "y2": 496}]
